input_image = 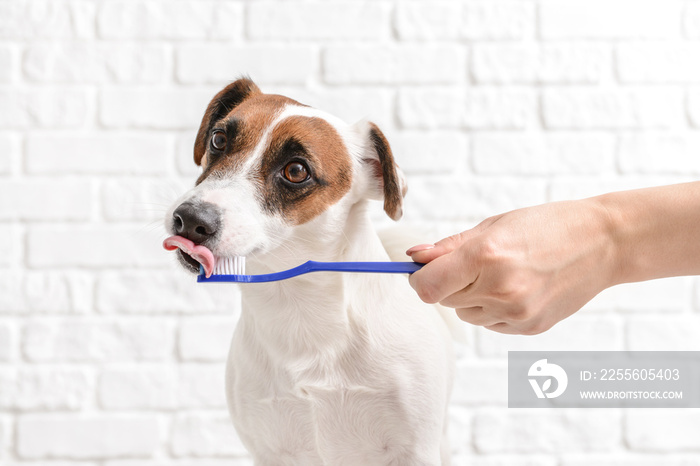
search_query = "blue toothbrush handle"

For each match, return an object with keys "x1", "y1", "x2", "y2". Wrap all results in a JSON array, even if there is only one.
[{"x1": 308, "y1": 261, "x2": 423, "y2": 274}]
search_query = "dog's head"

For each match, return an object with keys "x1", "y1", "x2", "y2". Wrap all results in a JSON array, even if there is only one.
[{"x1": 163, "y1": 78, "x2": 406, "y2": 277}]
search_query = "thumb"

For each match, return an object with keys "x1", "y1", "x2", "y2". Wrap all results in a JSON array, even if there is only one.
[{"x1": 406, "y1": 232, "x2": 465, "y2": 264}]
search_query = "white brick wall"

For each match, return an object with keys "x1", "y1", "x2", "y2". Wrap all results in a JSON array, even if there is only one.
[
  {"x1": 472, "y1": 43, "x2": 609, "y2": 85},
  {"x1": 473, "y1": 410, "x2": 621, "y2": 453},
  {"x1": 24, "y1": 44, "x2": 169, "y2": 84},
  {"x1": 626, "y1": 410, "x2": 700, "y2": 452},
  {"x1": 0, "y1": 367, "x2": 91, "y2": 410},
  {"x1": 1, "y1": 0, "x2": 699, "y2": 464},
  {"x1": 177, "y1": 45, "x2": 314, "y2": 85},
  {"x1": 16, "y1": 414, "x2": 161, "y2": 459},
  {"x1": 248, "y1": 2, "x2": 392, "y2": 40},
  {"x1": 539, "y1": 1, "x2": 681, "y2": 39}
]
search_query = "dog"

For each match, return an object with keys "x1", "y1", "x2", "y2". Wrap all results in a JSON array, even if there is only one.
[{"x1": 163, "y1": 78, "x2": 455, "y2": 465}]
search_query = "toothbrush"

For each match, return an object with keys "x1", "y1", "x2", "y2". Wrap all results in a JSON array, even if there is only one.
[{"x1": 198, "y1": 257, "x2": 424, "y2": 283}]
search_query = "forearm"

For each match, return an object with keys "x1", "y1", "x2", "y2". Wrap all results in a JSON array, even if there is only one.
[{"x1": 595, "y1": 181, "x2": 700, "y2": 285}]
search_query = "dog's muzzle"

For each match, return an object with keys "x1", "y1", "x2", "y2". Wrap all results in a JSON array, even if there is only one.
[{"x1": 163, "y1": 201, "x2": 221, "y2": 277}]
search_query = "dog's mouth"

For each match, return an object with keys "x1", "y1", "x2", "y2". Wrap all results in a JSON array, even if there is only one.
[{"x1": 163, "y1": 236, "x2": 216, "y2": 278}]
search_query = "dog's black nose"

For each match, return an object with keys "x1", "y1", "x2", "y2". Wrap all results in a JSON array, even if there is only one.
[{"x1": 172, "y1": 202, "x2": 220, "y2": 244}]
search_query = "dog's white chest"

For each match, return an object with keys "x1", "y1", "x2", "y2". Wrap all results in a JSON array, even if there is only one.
[{"x1": 227, "y1": 355, "x2": 419, "y2": 465}]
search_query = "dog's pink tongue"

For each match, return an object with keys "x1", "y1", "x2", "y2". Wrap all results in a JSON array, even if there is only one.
[{"x1": 163, "y1": 236, "x2": 216, "y2": 278}]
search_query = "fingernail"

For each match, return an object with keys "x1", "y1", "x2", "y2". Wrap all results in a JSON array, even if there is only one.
[{"x1": 406, "y1": 244, "x2": 435, "y2": 256}]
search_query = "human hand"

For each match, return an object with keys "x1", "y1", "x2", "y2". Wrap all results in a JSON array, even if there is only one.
[{"x1": 406, "y1": 199, "x2": 618, "y2": 335}]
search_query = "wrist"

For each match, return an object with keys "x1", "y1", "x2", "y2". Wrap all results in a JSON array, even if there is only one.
[{"x1": 590, "y1": 192, "x2": 635, "y2": 286}]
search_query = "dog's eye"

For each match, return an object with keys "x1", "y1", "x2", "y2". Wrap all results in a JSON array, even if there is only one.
[
  {"x1": 283, "y1": 162, "x2": 309, "y2": 183},
  {"x1": 210, "y1": 131, "x2": 227, "y2": 151}
]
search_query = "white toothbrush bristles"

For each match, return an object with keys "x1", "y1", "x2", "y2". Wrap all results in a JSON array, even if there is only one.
[{"x1": 213, "y1": 256, "x2": 245, "y2": 275}]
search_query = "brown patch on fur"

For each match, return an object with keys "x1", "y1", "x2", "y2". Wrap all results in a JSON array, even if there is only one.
[
  {"x1": 195, "y1": 92, "x2": 305, "y2": 185},
  {"x1": 367, "y1": 122, "x2": 404, "y2": 221},
  {"x1": 194, "y1": 78, "x2": 261, "y2": 167},
  {"x1": 257, "y1": 116, "x2": 353, "y2": 225}
]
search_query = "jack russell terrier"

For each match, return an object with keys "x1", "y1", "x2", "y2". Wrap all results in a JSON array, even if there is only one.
[{"x1": 163, "y1": 78, "x2": 456, "y2": 465}]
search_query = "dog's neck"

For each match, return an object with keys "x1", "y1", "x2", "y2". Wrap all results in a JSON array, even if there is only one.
[{"x1": 237, "y1": 201, "x2": 388, "y2": 360}]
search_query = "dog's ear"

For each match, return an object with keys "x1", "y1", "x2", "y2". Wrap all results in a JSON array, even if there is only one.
[
  {"x1": 361, "y1": 122, "x2": 407, "y2": 221},
  {"x1": 193, "y1": 78, "x2": 261, "y2": 166}
]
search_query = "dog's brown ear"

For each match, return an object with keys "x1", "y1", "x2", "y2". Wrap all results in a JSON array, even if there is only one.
[
  {"x1": 362, "y1": 122, "x2": 407, "y2": 221},
  {"x1": 193, "y1": 78, "x2": 261, "y2": 166}
]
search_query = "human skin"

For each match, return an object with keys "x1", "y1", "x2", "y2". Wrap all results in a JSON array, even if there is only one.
[{"x1": 407, "y1": 181, "x2": 700, "y2": 335}]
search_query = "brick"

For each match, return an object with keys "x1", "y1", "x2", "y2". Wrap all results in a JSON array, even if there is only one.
[
  {"x1": 99, "y1": 367, "x2": 177, "y2": 410},
  {"x1": 448, "y1": 405, "x2": 472, "y2": 456},
  {"x1": 0, "y1": 271, "x2": 93, "y2": 314},
  {"x1": 542, "y1": 88, "x2": 682, "y2": 129},
  {"x1": 101, "y1": 178, "x2": 188, "y2": 222},
  {"x1": 627, "y1": 317, "x2": 700, "y2": 351},
  {"x1": 451, "y1": 361, "x2": 507, "y2": 406},
  {"x1": 0, "y1": 89, "x2": 88, "y2": 128},
  {"x1": 0, "y1": 322, "x2": 13, "y2": 361},
  {"x1": 473, "y1": 43, "x2": 608, "y2": 84},
  {"x1": 0, "y1": 368, "x2": 90, "y2": 410},
  {"x1": 478, "y1": 317, "x2": 623, "y2": 358},
  {"x1": 27, "y1": 226, "x2": 169, "y2": 268},
  {"x1": 474, "y1": 132, "x2": 615, "y2": 175},
  {"x1": 0, "y1": 417, "x2": 4, "y2": 457},
  {"x1": 456, "y1": 457, "x2": 558, "y2": 466},
  {"x1": 26, "y1": 133, "x2": 171, "y2": 175},
  {"x1": 461, "y1": 1, "x2": 535, "y2": 39},
  {"x1": 0, "y1": 224, "x2": 19, "y2": 268},
  {"x1": 23, "y1": 319, "x2": 175, "y2": 362},
  {"x1": 384, "y1": 131, "x2": 469, "y2": 175},
  {"x1": 627, "y1": 410, "x2": 700, "y2": 452},
  {"x1": 548, "y1": 178, "x2": 688, "y2": 203},
  {"x1": 268, "y1": 87, "x2": 395, "y2": 129},
  {"x1": 5, "y1": 463, "x2": 102, "y2": 466},
  {"x1": 474, "y1": 410, "x2": 620, "y2": 453},
  {"x1": 403, "y1": 177, "x2": 547, "y2": 222},
  {"x1": 248, "y1": 1, "x2": 391, "y2": 40},
  {"x1": 177, "y1": 45, "x2": 314, "y2": 85},
  {"x1": 617, "y1": 43, "x2": 700, "y2": 83},
  {"x1": 583, "y1": 277, "x2": 690, "y2": 313},
  {"x1": 24, "y1": 44, "x2": 168, "y2": 83},
  {"x1": 17, "y1": 414, "x2": 160, "y2": 459},
  {"x1": 170, "y1": 414, "x2": 247, "y2": 457},
  {"x1": 97, "y1": 270, "x2": 240, "y2": 314},
  {"x1": 562, "y1": 455, "x2": 700, "y2": 466},
  {"x1": 395, "y1": 1, "x2": 461, "y2": 40},
  {"x1": 98, "y1": 365, "x2": 226, "y2": 410},
  {"x1": 540, "y1": 0, "x2": 680, "y2": 39},
  {"x1": 104, "y1": 461, "x2": 253, "y2": 466},
  {"x1": 178, "y1": 317, "x2": 236, "y2": 361},
  {"x1": 323, "y1": 45, "x2": 464, "y2": 84},
  {"x1": 399, "y1": 88, "x2": 537, "y2": 130},
  {"x1": 100, "y1": 89, "x2": 215, "y2": 129},
  {"x1": 0, "y1": 0, "x2": 95, "y2": 39},
  {"x1": 0, "y1": 46, "x2": 13, "y2": 82},
  {"x1": 0, "y1": 133, "x2": 17, "y2": 174},
  {"x1": 619, "y1": 133, "x2": 700, "y2": 175},
  {"x1": 175, "y1": 133, "x2": 201, "y2": 176},
  {"x1": 178, "y1": 364, "x2": 226, "y2": 408},
  {"x1": 684, "y1": 3, "x2": 700, "y2": 38},
  {"x1": 397, "y1": 2, "x2": 536, "y2": 42},
  {"x1": 98, "y1": 1, "x2": 242, "y2": 39},
  {"x1": 0, "y1": 179, "x2": 91, "y2": 220}
]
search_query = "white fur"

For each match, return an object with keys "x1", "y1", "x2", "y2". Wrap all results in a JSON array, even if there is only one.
[{"x1": 166, "y1": 106, "x2": 455, "y2": 465}]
